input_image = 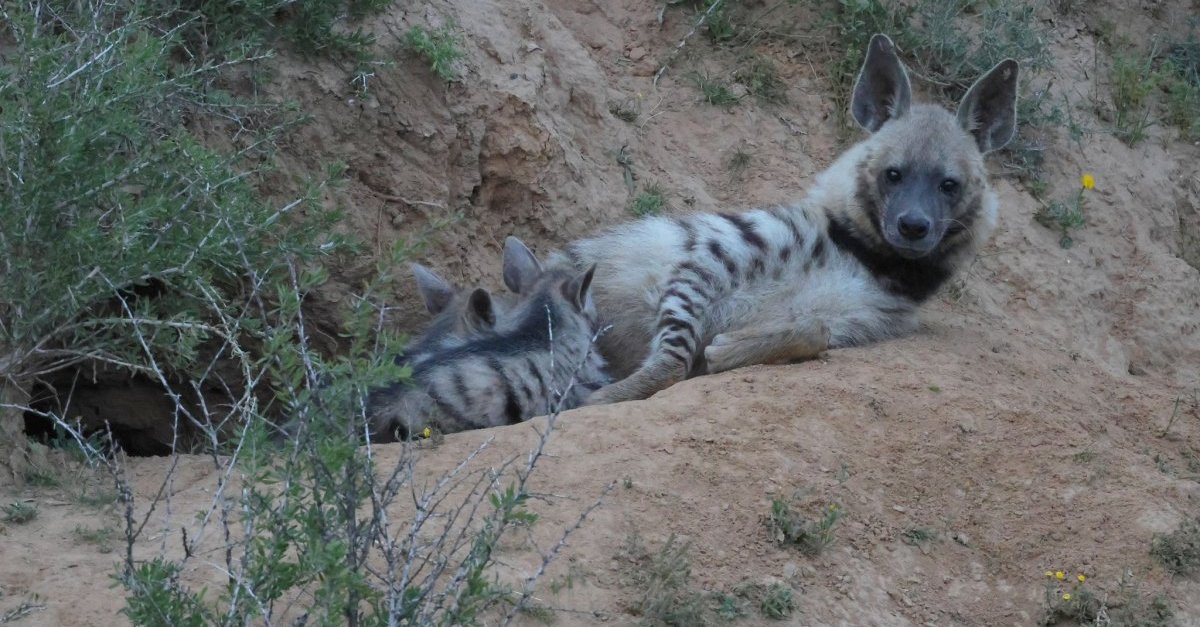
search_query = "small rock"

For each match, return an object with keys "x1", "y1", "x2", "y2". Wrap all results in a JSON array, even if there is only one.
[
  {"x1": 892, "y1": 505, "x2": 907, "y2": 513},
  {"x1": 953, "y1": 532, "x2": 971, "y2": 547},
  {"x1": 783, "y1": 562, "x2": 798, "y2": 578},
  {"x1": 628, "y1": 46, "x2": 647, "y2": 61}
]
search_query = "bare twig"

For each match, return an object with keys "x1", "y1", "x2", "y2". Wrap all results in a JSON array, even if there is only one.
[{"x1": 654, "y1": 0, "x2": 724, "y2": 87}]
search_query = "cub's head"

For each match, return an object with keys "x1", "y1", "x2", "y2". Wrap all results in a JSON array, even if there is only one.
[
  {"x1": 502, "y1": 236, "x2": 600, "y2": 335},
  {"x1": 849, "y1": 34, "x2": 1018, "y2": 259},
  {"x1": 410, "y1": 263, "x2": 512, "y2": 352}
]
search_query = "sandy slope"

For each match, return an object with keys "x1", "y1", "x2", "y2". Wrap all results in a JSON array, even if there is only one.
[{"x1": 2, "y1": 0, "x2": 1199, "y2": 624}]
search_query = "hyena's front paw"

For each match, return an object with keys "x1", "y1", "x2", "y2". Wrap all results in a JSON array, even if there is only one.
[
  {"x1": 703, "y1": 333, "x2": 745, "y2": 374},
  {"x1": 584, "y1": 385, "x2": 623, "y2": 406}
]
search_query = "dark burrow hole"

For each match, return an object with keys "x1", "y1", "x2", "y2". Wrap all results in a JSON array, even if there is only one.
[{"x1": 22, "y1": 370, "x2": 238, "y2": 457}]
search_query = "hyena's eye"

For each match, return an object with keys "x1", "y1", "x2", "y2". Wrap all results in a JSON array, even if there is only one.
[
  {"x1": 885, "y1": 168, "x2": 902, "y2": 183},
  {"x1": 940, "y1": 179, "x2": 959, "y2": 195}
]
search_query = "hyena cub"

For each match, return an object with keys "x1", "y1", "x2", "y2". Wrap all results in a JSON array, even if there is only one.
[
  {"x1": 367, "y1": 237, "x2": 609, "y2": 441},
  {"x1": 549, "y1": 34, "x2": 1019, "y2": 404},
  {"x1": 400, "y1": 263, "x2": 516, "y2": 368}
]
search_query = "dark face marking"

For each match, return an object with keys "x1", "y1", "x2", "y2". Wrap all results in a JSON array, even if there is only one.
[
  {"x1": 869, "y1": 161, "x2": 970, "y2": 258},
  {"x1": 826, "y1": 213, "x2": 959, "y2": 302}
]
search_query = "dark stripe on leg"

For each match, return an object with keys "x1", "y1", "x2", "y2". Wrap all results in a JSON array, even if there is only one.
[
  {"x1": 662, "y1": 345, "x2": 691, "y2": 365},
  {"x1": 663, "y1": 335, "x2": 693, "y2": 350},
  {"x1": 678, "y1": 261, "x2": 721, "y2": 289},
  {"x1": 660, "y1": 315, "x2": 697, "y2": 336}
]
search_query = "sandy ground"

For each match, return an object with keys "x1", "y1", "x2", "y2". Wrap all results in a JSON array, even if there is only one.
[{"x1": 2, "y1": 0, "x2": 1199, "y2": 624}]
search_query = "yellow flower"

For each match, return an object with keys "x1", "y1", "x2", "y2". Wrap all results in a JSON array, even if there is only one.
[
  {"x1": 1044, "y1": 571, "x2": 1054, "y2": 578},
  {"x1": 1081, "y1": 174, "x2": 1095, "y2": 190},
  {"x1": 1063, "y1": 593, "x2": 1072, "y2": 601},
  {"x1": 1055, "y1": 571, "x2": 1065, "y2": 581},
  {"x1": 1077, "y1": 574, "x2": 1086, "y2": 583},
  {"x1": 421, "y1": 426, "x2": 433, "y2": 439}
]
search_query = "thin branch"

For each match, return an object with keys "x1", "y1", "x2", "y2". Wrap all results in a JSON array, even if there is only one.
[{"x1": 654, "y1": 0, "x2": 724, "y2": 87}]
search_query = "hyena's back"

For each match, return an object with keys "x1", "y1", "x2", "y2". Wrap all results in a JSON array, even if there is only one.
[{"x1": 554, "y1": 206, "x2": 909, "y2": 379}]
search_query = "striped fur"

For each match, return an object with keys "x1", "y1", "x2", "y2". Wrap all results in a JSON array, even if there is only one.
[
  {"x1": 367, "y1": 238, "x2": 609, "y2": 441},
  {"x1": 400, "y1": 263, "x2": 517, "y2": 369},
  {"x1": 548, "y1": 34, "x2": 1019, "y2": 404}
]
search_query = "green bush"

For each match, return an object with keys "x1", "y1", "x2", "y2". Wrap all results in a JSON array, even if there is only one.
[
  {"x1": 1161, "y1": 31, "x2": 1200, "y2": 140},
  {"x1": 145, "y1": 0, "x2": 393, "y2": 62},
  {"x1": 0, "y1": 1, "x2": 346, "y2": 396},
  {"x1": 2, "y1": 2, "x2": 605, "y2": 624},
  {"x1": 405, "y1": 25, "x2": 465, "y2": 81}
]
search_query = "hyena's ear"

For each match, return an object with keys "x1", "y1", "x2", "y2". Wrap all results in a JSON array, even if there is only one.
[
  {"x1": 411, "y1": 263, "x2": 455, "y2": 315},
  {"x1": 462, "y1": 288, "x2": 497, "y2": 332},
  {"x1": 503, "y1": 236, "x2": 543, "y2": 293},
  {"x1": 561, "y1": 264, "x2": 597, "y2": 312},
  {"x1": 851, "y1": 33, "x2": 912, "y2": 132},
  {"x1": 957, "y1": 58, "x2": 1019, "y2": 154}
]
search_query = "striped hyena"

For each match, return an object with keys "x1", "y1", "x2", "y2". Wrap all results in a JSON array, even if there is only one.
[
  {"x1": 402, "y1": 232, "x2": 564, "y2": 365},
  {"x1": 549, "y1": 34, "x2": 1019, "y2": 405},
  {"x1": 367, "y1": 237, "x2": 609, "y2": 440},
  {"x1": 400, "y1": 263, "x2": 516, "y2": 368}
]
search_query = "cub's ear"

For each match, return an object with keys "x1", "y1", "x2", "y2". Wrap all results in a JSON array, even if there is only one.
[
  {"x1": 461, "y1": 288, "x2": 497, "y2": 332},
  {"x1": 957, "y1": 58, "x2": 1019, "y2": 154},
  {"x1": 561, "y1": 264, "x2": 596, "y2": 312},
  {"x1": 411, "y1": 264, "x2": 455, "y2": 315},
  {"x1": 503, "y1": 236, "x2": 543, "y2": 293},
  {"x1": 850, "y1": 34, "x2": 913, "y2": 132}
]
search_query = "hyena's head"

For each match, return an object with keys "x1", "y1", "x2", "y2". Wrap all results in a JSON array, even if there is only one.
[
  {"x1": 848, "y1": 34, "x2": 1018, "y2": 259},
  {"x1": 411, "y1": 263, "x2": 512, "y2": 350},
  {"x1": 503, "y1": 236, "x2": 600, "y2": 335}
]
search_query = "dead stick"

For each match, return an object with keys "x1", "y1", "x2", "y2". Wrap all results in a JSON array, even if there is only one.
[{"x1": 653, "y1": 0, "x2": 724, "y2": 88}]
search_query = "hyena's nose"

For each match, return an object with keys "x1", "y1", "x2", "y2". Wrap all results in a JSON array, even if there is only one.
[{"x1": 897, "y1": 214, "x2": 931, "y2": 240}]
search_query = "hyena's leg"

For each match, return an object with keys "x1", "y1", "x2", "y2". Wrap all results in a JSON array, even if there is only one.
[
  {"x1": 587, "y1": 263, "x2": 715, "y2": 404},
  {"x1": 703, "y1": 319, "x2": 829, "y2": 375}
]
